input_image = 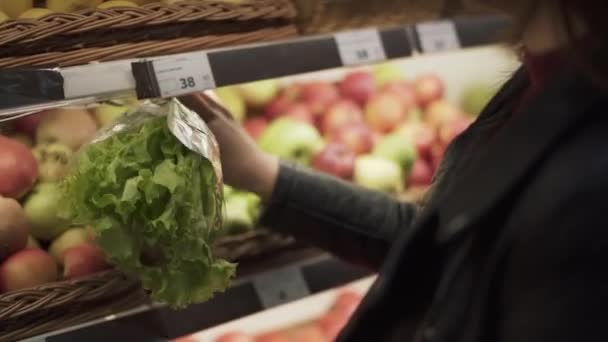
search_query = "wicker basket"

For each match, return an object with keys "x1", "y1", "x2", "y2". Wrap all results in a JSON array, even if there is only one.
[
  {"x1": 295, "y1": 0, "x2": 448, "y2": 34},
  {"x1": 0, "y1": 0, "x2": 298, "y2": 68},
  {"x1": 0, "y1": 270, "x2": 147, "y2": 341}
]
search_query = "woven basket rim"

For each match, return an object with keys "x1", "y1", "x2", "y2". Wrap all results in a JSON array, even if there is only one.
[{"x1": 0, "y1": 0, "x2": 296, "y2": 47}]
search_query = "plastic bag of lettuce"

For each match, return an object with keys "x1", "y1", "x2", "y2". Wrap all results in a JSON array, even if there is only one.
[{"x1": 60, "y1": 98, "x2": 235, "y2": 309}]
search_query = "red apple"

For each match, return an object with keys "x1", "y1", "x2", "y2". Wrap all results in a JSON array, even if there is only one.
[
  {"x1": 243, "y1": 117, "x2": 268, "y2": 141},
  {"x1": 396, "y1": 123, "x2": 436, "y2": 163},
  {"x1": 365, "y1": 93, "x2": 406, "y2": 133},
  {"x1": 0, "y1": 197, "x2": 29, "y2": 261},
  {"x1": 414, "y1": 74, "x2": 445, "y2": 107},
  {"x1": 281, "y1": 83, "x2": 302, "y2": 102},
  {"x1": 63, "y1": 243, "x2": 111, "y2": 280},
  {"x1": 321, "y1": 99, "x2": 364, "y2": 135},
  {"x1": 215, "y1": 332, "x2": 254, "y2": 342},
  {"x1": 438, "y1": 116, "x2": 474, "y2": 146},
  {"x1": 425, "y1": 100, "x2": 465, "y2": 129},
  {"x1": 0, "y1": 135, "x2": 38, "y2": 199},
  {"x1": 282, "y1": 103, "x2": 314, "y2": 124},
  {"x1": 408, "y1": 158, "x2": 433, "y2": 187},
  {"x1": 329, "y1": 122, "x2": 375, "y2": 155},
  {"x1": 382, "y1": 81, "x2": 418, "y2": 111},
  {"x1": 12, "y1": 111, "x2": 47, "y2": 139},
  {"x1": 300, "y1": 82, "x2": 340, "y2": 116},
  {"x1": 313, "y1": 143, "x2": 356, "y2": 180},
  {"x1": 430, "y1": 144, "x2": 445, "y2": 172},
  {"x1": 339, "y1": 71, "x2": 377, "y2": 106},
  {"x1": 264, "y1": 96, "x2": 293, "y2": 120},
  {"x1": 255, "y1": 332, "x2": 290, "y2": 342},
  {"x1": 0, "y1": 248, "x2": 58, "y2": 293}
]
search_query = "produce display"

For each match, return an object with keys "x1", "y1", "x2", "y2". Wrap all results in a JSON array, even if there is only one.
[
  {"x1": 0, "y1": 0, "x2": 250, "y2": 22},
  {"x1": 214, "y1": 62, "x2": 491, "y2": 223}
]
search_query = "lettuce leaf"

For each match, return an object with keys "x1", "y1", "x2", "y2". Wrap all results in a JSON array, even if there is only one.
[{"x1": 60, "y1": 115, "x2": 235, "y2": 308}]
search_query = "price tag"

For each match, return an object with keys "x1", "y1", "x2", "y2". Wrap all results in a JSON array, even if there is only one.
[
  {"x1": 252, "y1": 267, "x2": 310, "y2": 309},
  {"x1": 416, "y1": 20, "x2": 461, "y2": 53},
  {"x1": 152, "y1": 52, "x2": 216, "y2": 97},
  {"x1": 335, "y1": 29, "x2": 387, "y2": 66}
]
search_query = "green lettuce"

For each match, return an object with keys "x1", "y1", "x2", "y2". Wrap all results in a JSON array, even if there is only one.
[{"x1": 60, "y1": 114, "x2": 235, "y2": 309}]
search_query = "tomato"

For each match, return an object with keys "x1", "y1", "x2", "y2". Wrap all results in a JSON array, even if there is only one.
[{"x1": 215, "y1": 332, "x2": 255, "y2": 342}]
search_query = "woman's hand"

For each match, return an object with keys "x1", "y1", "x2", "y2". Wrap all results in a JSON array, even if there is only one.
[{"x1": 179, "y1": 92, "x2": 279, "y2": 203}]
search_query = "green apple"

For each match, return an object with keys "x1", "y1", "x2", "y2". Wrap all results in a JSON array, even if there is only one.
[
  {"x1": 373, "y1": 62, "x2": 404, "y2": 86},
  {"x1": 372, "y1": 133, "x2": 417, "y2": 178},
  {"x1": 94, "y1": 102, "x2": 129, "y2": 127},
  {"x1": 49, "y1": 227, "x2": 90, "y2": 264},
  {"x1": 23, "y1": 183, "x2": 69, "y2": 241},
  {"x1": 461, "y1": 82, "x2": 499, "y2": 117},
  {"x1": 238, "y1": 79, "x2": 279, "y2": 108},
  {"x1": 216, "y1": 87, "x2": 246, "y2": 122},
  {"x1": 259, "y1": 118, "x2": 323, "y2": 166},
  {"x1": 354, "y1": 155, "x2": 403, "y2": 194},
  {"x1": 224, "y1": 192, "x2": 260, "y2": 234},
  {"x1": 32, "y1": 143, "x2": 73, "y2": 182}
]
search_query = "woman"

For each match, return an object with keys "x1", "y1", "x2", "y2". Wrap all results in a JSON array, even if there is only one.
[{"x1": 182, "y1": 1, "x2": 608, "y2": 341}]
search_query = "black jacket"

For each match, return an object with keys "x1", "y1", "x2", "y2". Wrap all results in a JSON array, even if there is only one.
[{"x1": 260, "y1": 58, "x2": 608, "y2": 342}]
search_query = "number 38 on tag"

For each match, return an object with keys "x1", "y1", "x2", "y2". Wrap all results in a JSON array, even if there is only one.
[{"x1": 152, "y1": 52, "x2": 216, "y2": 98}]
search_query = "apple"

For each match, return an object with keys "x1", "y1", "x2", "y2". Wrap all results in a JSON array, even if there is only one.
[
  {"x1": 46, "y1": 0, "x2": 104, "y2": 13},
  {"x1": 408, "y1": 158, "x2": 433, "y2": 187},
  {"x1": 19, "y1": 7, "x2": 54, "y2": 19},
  {"x1": 0, "y1": 135, "x2": 38, "y2": 199},
  {"x1": 63, "y1": 243, "x2": 110, "y2": 280},
  {"x1": 264, "y1": 95, "x2": 293, "y2": 121},
  {"x1": 299, "y1": 82, "x2": 340, "y2": 116},
  {"x1": 312, "y1": 143, "x2": 356, "y2": 180},
  {"x1": 216, "y1": 87, "x2": 246, "y2": 122},
  {"x1": 430, "y1": 143, "x2": 445, "y2": 172},
  {"x1": 414, "y1": 74, "x2": 445, "y2": 107},
  {"x1": 364, "y1": 93, "x2": 406, "y2": 133},
  {"x1": 320, "y1": 99, "x2": 363, "y2": 135},
  {"x1": 97, "y1": 0, "x2": 138, "y2": 8},
  {"x1": 0, "y1": 197, "x2": 29, "y2": 261},
  {"x1": 461, "y1": 82, "x2": 498, "y2": 116},
  {"x1": 382, "y1": 81, "x2": 418, "y2": 112},
  {"x1": 36, "y1": 108, "x2": 98, "y2": 150},
  {"x1": 282, "y1": 103, "x2": 314, "y2": 124},
  {"x1": 243, "y1": 117, "x2": 268, "y2": 141},
  {"x1": 214, "y1": 332, "x2": 254, "y2": 342},
  {"x1": 239, "y1": 79, "x2": 279, "y2": 108},
  {"x1": 339, "y1": 71, "x2": 376, "y2": 106},
  {"x1": 255, "y1": 332, "x2": 291, "y2": 342},
  {"x1": 27, "y1": 235, "x2": 40, "y2": 249},
  {"x1": 32, "y1": 142, "x2": 73, "y2": 182},
  {"x1": 425, "y1": 100, "x2": 465, "y2": 129},
  {"x1": 372, "y1": 134, "x2": 417, "y2": 176},
  {"x1": 0, "y1": 0, "x2": 32, "y2": 18},
  {"x1": 258, "y1": 118, "x2": 323, "y2": 166},
  {"x1": 353, "y1": 155, "x2": 403, "y2": 194},
  {"x1": 329, "y1": 122, "x2": 374, "y2": 155},
  {"x1": 94, "y1": 102, "x2": 129, "y2": 127},
  {"x1": 373, "y1": 62, "x2": 404, "y2": 86},
  {"x1": 12, "y1": 111, "x2": 46, "y2": 138},
  {"x1": 49, "y1": 227, "x2": 91, "y2": 264},
  {"x1": 224, "y1": 192, "x2": 261, "y2": 234},
  {"x1": 395, "y1": 123, "x2": 436, "y2": 163},
  {"x1": 23, "y1": 182, "x2": 68, "y2": 241},
  {"x1": 0, "y1": 248, "x2": 58, "y2": 293},
  {"x1": 438, "y1": 116, "x2": 473, "y2": 147}
]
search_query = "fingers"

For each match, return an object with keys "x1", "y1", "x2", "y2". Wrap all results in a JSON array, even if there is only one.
[{"x1": 179, "y1": 92, "x2": 235, "y2": 123}]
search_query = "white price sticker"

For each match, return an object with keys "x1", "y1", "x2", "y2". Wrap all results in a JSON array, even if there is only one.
[
  {"x1": 152, "y1": 52, "x2": 216, "y2": 97},
  {"x1": 416, "y1": 20, "x2": 461, "y2": 53},
  {"x1": 252, "y1": 267, "x2": 310, "y2": 309},
  {"x1": 335, "y1": 29, "x2": 387, "y2": 66}
]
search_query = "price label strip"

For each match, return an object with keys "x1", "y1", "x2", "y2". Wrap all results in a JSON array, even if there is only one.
[
  {"x1": 152, "y1": 52, "x2": 216, "y2": 97},
  {"x1": 416, "y1": 20, "x2": 461, "y2": 53},
  {"x1": 252, "y1": 267, "x2": 310, "y2": 310},
  {"x1": 334, "y1": 29, "x2": 387, "y2": 67}
]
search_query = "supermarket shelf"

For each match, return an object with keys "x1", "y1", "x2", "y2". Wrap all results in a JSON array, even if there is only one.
[
  {"x1": 24, "y1": 249, "x2": 372, "y2": 342},
  {"x1": 0, "y1": 15, "x2": 510, "y2": 118}
]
